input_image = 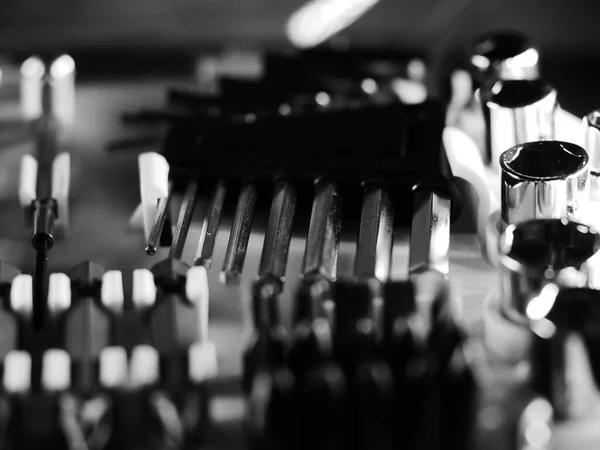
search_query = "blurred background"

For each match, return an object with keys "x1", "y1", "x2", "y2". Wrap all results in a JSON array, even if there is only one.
[
  {"x1": 1, "y1": 0, "x2": 597, "y2": 56},
  {"x1": 2, "y1": 0, "x2": 599, "y2": 114}
]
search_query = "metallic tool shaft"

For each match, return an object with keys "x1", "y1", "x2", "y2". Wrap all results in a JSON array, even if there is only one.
[
  {"x1": 145, "y1": 184, "x2": 174, "y2": 256},
  {"x1": 169, "y1": 181, "x2": 199, "y2": 260},
  {"x1": 32, "y1": 237, "x2": 49, "y2": 330},
  {"x1": 354, "y1": 184, "x2": 394, "y2": 281},
  {"x1": 409, "y1": 189, "x2": 451, "y2": 277},
  {"x1": 301, "y1": 180, "x2": 342, "y2": 281},
  {"x1": 483, "y1": 79, "x2": 557, "y2": 168},
  {"x1": 34, "y1": 116, "x2": 59, "y2": 198},
  {"x1": 194, "y1": 180, "x2": 227, "y2": 268},
  {"x1": 258, "y1": 181, "x2": 297, "y2": 287},
  {"x1": 221, "y1": 183, "x2": 257, "y2": 285},
  {"x1": 30, "y1": 82, "x2": 59, "y2": 330}
]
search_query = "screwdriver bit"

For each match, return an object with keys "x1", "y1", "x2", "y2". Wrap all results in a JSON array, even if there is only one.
[
  {"x1": 221, "y1": 183, "x2": 258, "y2": 285},
  {"x1": 194, "y1": 179, "x2": 227, "y2": 268},
  {"x1": 354, "y1": 184, "x2": 394, "y2": 282},
  {"x1": 169, "y1": 179, "x2": 198, "y2": 260},
  {"x1": 301, "y1": 179, "x2": 342, "y2": 282},
  {"x1": 146, "y1": 182, "x2": 174, "y2": 255},
  {"x1": 409, "y1": 188, "x2": 450, "y2": 278},
  {"x1": 257, "y1": 180, "x2": 297, "y2": 289}
]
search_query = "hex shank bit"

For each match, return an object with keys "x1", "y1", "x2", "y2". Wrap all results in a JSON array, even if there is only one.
[
  {"x1": 221, "y1": 183, "x2": 258, "y2": 284},
  {"x1": 258, "y1": 181, "x2": 297, "y2": 287},
  {"x1": 354, "y1": 184, "x2": 394, "y2": 281},
  {"x1": 301, "y1": 180, "x2": 342, "y2": 281}
]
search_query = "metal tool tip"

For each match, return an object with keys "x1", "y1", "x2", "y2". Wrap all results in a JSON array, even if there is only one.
[
  {"x1": 145, "y1": 246, "x2": 157, "y2": 256},
  {"x1": 220, "y1": 270, "x2": 242, "y2": 286}
]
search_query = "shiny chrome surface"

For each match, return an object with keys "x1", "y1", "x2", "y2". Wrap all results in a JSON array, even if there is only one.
[
  {"x1": 500, "y1": 141, "x2": 589, "y2": 225},
  {"x1": 301, "y1": 179, "x2": 342, "y2": 281},
  {"x1": 409, "y1": 189, "x2": 451, "y2": 277},
  {"x1": 221, "y1": 183, "x2": 257, "y2": 285},
  {"x1": 145, "y1": 184, "x2": 173, "y2": 256},
  {"x1": 498, "y1": 219, "x2": 600, "y2": 318},
  {"x1": 258, "y1": 180, "x2": 297, "y2": 287},
  {"x1": 485, "y1": 80, "x2": 557, "y2": 168},
  {"x1": 353, "y1": 184, "x2": 394, "y2": 281},
  {"x1": 169, "y1": 180, "x2": 198, "y2": 260},
  {"x1": 194, "y1": 179, "x2": 227, "y2": 268},
  {"x1": 583, "y1": 110, "x2": 600, "y2": 184},
  {"x1": 471, "y1": 32, "x2": 540, "y2": 84}
]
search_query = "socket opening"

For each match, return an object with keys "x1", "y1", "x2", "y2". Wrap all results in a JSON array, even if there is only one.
[{"x1": 500, "y1": 141, "x2": 588, "y2": 181}]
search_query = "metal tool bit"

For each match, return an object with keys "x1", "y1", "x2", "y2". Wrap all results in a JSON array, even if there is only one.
[
  {"x1": 470, "y1": 31, "x2": 540, "y2": 85},
  {"x1": 169, "y1": 180, "x2": 199, "y2": 260},
  {"x1": 258, "y1": 180, "x2": 297, "y2": 288},
  {"x1": 301, "y1": 179, "x2": 342, "y2": 281},
  {"x1": 483, "y1": 79, "x2": 557, "y2": 168},
  {"x1": 500, "y1": 141, "x2": 589, "y2": 225},
  {"x1": 221, "y1": 183, "x2": 257, "y2": 284},
  {"x1": 584, "y1": 110, "x2": 600, "y2": 188},
  {"x1": 194, "y1": 179, "x2": 227, "y2": 268},
  {"x1": 31, "y1": 113, "x2": 60, "y2": 330},
  {"x1": 146, "y1": 182, "x2": 174, "y2": 255},
  {"x1": 409, "y1": 189, "x2": 451, "y2": 278},
  {"x1": 354, "y1": 184, "x2": 394, "y2": 281}
]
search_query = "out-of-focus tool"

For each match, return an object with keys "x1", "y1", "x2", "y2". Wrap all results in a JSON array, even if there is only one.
[{"x1": 18, "y1": 55, "x2": 74, "y2": 330}]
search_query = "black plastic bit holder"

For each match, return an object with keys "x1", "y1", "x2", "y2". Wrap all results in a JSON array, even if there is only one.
[{"x1": 163, "y1": 101, "x2": 462, "y2": 225}]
